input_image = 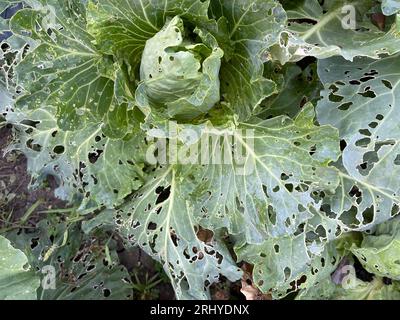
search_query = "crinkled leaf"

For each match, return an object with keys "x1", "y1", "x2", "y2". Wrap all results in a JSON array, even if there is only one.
[
  {"x1": 0, "y1": 235, "x2": 40, "y2": 300},
  {"x1": 136, "y1": 16, "x2": 223, "y2": 120},
  {"x1": 298, "y1": 275, "x2": 400, "y2": 300},
  {"x1": 208, "y1": 0, "x2": 285, "y2": 120}
]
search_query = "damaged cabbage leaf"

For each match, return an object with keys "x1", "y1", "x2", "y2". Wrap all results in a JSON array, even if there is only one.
[
  {"x1": 236, "y1": 235, "x2": 342, "y2": 298},
  {"x1": 256, "y1": 63, "x2": 322, "y2": 119},
  {"x1": 5, "y1": 218, "x2": 133, "y2": 300},
  {"x1": 0, "y1": 235, "x2": 40, "y2": 300},
  {"x1": 113, "y1": 104, "x2": 341, "y2": 298},
  {"x1": 7, "y1": 106, "x2": 146, "y2": 209},
  {"x1": 0, "y1": 3, "x2": 25, "y2": 115},
  {"x1": 351, "y1": 217, "x2": 400, "y2": 279},
  {"x1": 115, "y1": 166, "x2": 243, "y2": 300},
  {"x1": 184, "y1": 104, "x2": 340, "y2": 244},
  {"x1": 9, "y1": 0, "x2": 132, "y2": 138},
  {"x1": 298, "y1": 273, "x2": 400, "y2": 300},
  {"x1": 271, "y1": 0, "x2": 400, "y2": 63},
  {"x1": 317, "y1": 54, "x2": 400, "y2": 231}
]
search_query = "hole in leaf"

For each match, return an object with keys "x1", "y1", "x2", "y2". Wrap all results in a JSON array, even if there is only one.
[
  {"x1": 53, "y1": 145, "x2": 65, "y2": 154},
  {"x1": 382, "y1": 80, "x2": 393, "y2": 89},
  {"x1": 338, "y1": 102, "x2": 353, "y2": 111},
  {"x1": 358, "y1": 90, "x2": 376, "y2": 98}
]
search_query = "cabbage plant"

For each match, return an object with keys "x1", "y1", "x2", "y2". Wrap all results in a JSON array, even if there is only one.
[{"x1": 1, "y1": 0, "x2": 400, "y2": 300}]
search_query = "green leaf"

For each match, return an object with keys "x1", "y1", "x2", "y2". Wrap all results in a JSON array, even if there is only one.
[
  {"x1": 0, "y1": 53, "x2": 14, "y2": 114},
  {"x1": 87, "y1": 0, "x2": 211, "y2": 66},
  {"x1": 9, "y1": 0, "x2": 130, "y2": 138},
  {"x1": 271, "y1": 0, "x2": 400, "y2": 63},
  {"x1": 236, "y1": 235, "x2": 342, "y2": 298},
  {"x1": 317, "y1": 54, "x2": 400, "y2": 231},
  {"x1": 1, "y1": 4, "x2": 26, "y2": 116},
  {"x1": 256, "y1": 63, "x2": 322, "y2": 119},
  {"x1": 209, "y1": 0, "x2": 285, "y2": 120},
  {"x1": 0, "y1": 235, "x2": 40, "y2": 300},
  {"x1": 351, "y1": 217, "x2": 400, "y2": 279},
  {"x1": 7, "y1": 106, "x2": 146, "y2": 209},
  {"x1": 113, "y1": 104, "x2": 340, "y2": 298},
  {"x1": 298, "y1": 275, "x2": 400, "y2": 300},
  {"x1": 115, "y1": 167, "x2": 243, "y2": 300},
  {"x1": 6, "y1": 218, "x2": 133, "y2": 300},
  {"x1": 187, "y1": 104, "x2": 340, "y2": 243}
]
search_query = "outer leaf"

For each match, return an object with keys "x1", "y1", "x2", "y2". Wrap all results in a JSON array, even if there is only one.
[
  {"x1": 115, "y1": 104, "x2": 340, "y2": 299},
  {"x1": 7, "y1": 106, "x2": 146, "y2": 209},
  {"x1": 6, "y1": 219, "x2": 133, "y2": 300},
  {"x1": 0, "y1": 3, "x2": 25, "y2": 115},
  {"x1": 317, "y1": 54, "x2": 400, "y2": 231},
  {"x1": 271, "y1": 0, "x2": 400, "y2": 63},
  {"x1": 186, "y1": 104, "x2": 340, "y2": 244},
  {"x1": 10, "y1": 0, "x2": 129, "y2": 138},
  {"x1": 0, "y1": 48, "x2": 14, "y2": 114},
  {"x1": 87, "y1": 0, "x2": 210, "y2": 66},
  {"x1": 0, "y1": 235, "x2": 40, "y2": 300},
  {"x1": 351, "y1": 217, "x2": 400, "y2": 279},
  {"x1": 115, "y1": 167, "x2": 243, "y2": 300},
  {"x1": 297, "y1": 276, "x2": 400, "y2": 300}
]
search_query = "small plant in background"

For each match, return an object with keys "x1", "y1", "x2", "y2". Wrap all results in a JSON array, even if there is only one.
[{"x1": 130, "y1": 272, "x2": 163, "y2": 300}]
